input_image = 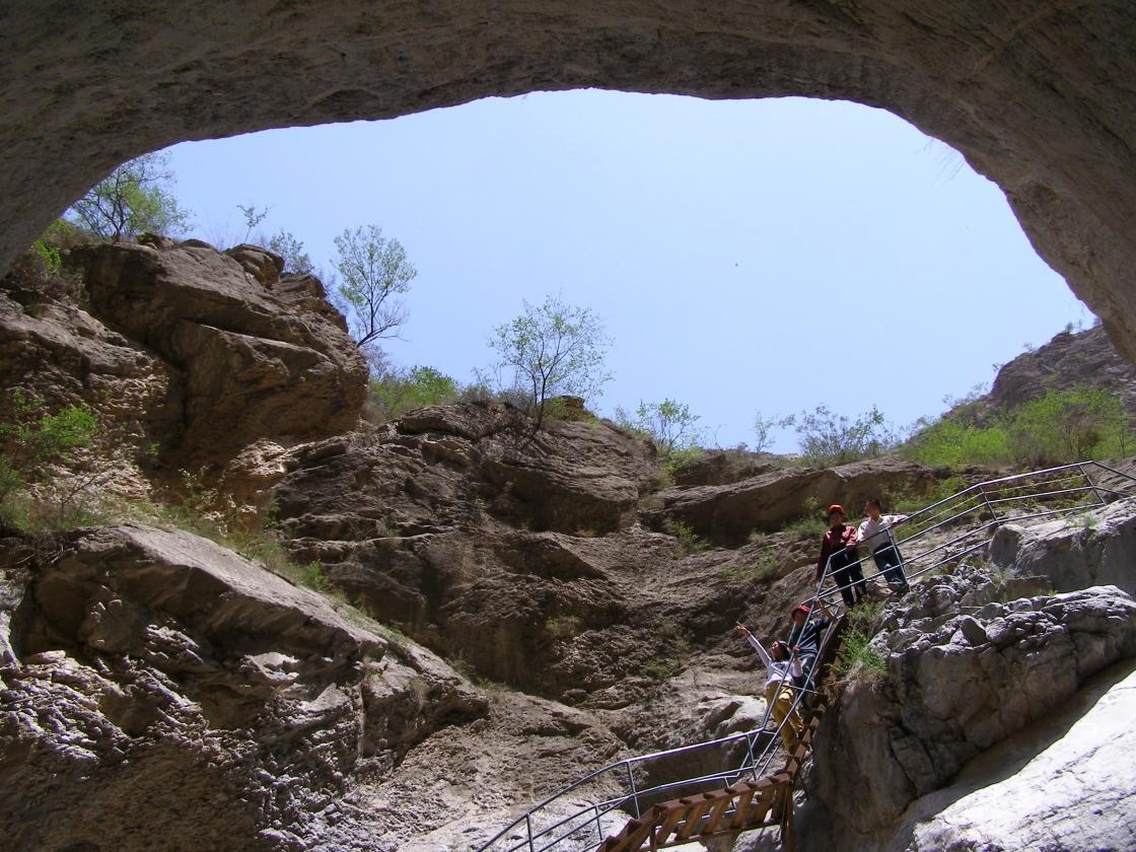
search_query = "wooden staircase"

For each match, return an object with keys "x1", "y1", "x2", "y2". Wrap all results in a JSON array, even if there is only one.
[{"x1": 596, "y1": 701, "x2": 826, "y2": 851}]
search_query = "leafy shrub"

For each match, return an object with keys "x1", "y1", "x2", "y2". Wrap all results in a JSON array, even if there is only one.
[
  {"x1": 721, "y1": 550, "x2": 780, "y2": 583},
  {"x1": 268, "y1": 229, "x2": 315, "y2": 275},
  {"x1": 0, "y1": 390, "x2": 108, "y2": 531},
  {"x1": 905, "y1": 387, "x2": 1132, "y2": 469},
  {"x1": 660, "y1": 445, "x2": 705, "y2": 478},
  {"x1": 545, "y1": 614, "x2": 583, "y2": 640},
  {"x1": 616, "y1": 399, "x2": 702, "y2": 454},
  {"x1": 367, "y1": 365, "x2": 460, "y2": 422},
  {"x1": 782, "y1": 496, "x2": 826, "y2": 538},
  {"x1": 834, "y1": 627, "x2": 886, "y2": 679},
  {"x1": 664, "y1": 519, "x2": 708, "y2": 555},
  {"x1": 300, "y1": 561, "x2": 329, "y2": 592},
  {"x1": 5, "y1": 221, "x2": 89, "y2": 303},
  {"x1": 783, "y1": 405, "x2": 899, "y2": 466},
  {"x1": 904, "y1": 418, "x2": 1010, "y2": 468},
  {"x1": 1006, "y1": 388, "x2": 1131, "y2": 466}
]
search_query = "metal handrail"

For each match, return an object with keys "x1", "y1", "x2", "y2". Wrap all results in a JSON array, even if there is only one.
[{"x1": 478, "y1": 460, "x2": 1136, "y2": 851}]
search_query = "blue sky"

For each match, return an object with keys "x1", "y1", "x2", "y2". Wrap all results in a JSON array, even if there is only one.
[{"x1": 164, "y1": 90, "x2": 1092, "y2": 451}]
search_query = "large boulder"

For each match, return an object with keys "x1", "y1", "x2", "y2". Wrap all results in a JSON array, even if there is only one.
[
  {"x1": 644, "y1": 457, "x2": 937, "y2": 545},
  {"x1": 990, "y1": 496, "x2": 1136, "y2": 597},
  {"x1": 810, "y1": 570, "x2": 1136, "y2": 835},
  {"x1": 0, "y1": 525, "x2": 486, "y2": 850},
  {"x1": 73, "y1": 241, "x2": 367, "y2": 460},
  {"x1": 892, "y1": 660, "x2": 1136, "y2": 852}
]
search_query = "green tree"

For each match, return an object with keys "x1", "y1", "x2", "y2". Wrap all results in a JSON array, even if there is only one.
[
  {"x1": 236, "y1": 203, "x2": 269, "y2": 242},
  {"x1": 489, "y1": 295, "x2": 612, "y2": 431},
  {"x1": 333, "y1": 225, "x2": 417, "y2": 352},
  {"x1": 268, "y1": 230, "x2": 314, "y2": 275},
  {"x1": 753, "y1": 410, "x2": 789, "y2": 453},
  {"x1": 1007, "y1": 388, "x2": 1131, "y2": 466},
  {"x1": 617, "y1": 399, "x2": 701, "y2": 453},
  {"x1": 68, "y1": 152, "x2": 192, "y2": 240}
]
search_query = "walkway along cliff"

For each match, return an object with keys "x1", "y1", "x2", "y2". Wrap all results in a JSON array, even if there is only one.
[{"x1": 480, "y1": 462, "x2": 1136, "y2": 851}]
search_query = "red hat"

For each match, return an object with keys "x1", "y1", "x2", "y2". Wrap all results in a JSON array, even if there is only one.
[
  {"x1": 827, "y1": 504, "x2": 845, "y2": 516},
  {"x1": 791, "y1": 604, "x2": 812, "y2": 617}
]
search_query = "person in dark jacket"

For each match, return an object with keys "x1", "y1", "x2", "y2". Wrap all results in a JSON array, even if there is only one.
[
  {"x1": 786, "y1": 599, "x2": 837, "y2": 687},
  {"x1": 816, "y1": 503, "x2": 864, "y2": 607}
]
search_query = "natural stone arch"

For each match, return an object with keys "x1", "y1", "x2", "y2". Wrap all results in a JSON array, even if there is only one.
[{"x1": 4, "y1": 2, "x2": 1136, "y2": 356}]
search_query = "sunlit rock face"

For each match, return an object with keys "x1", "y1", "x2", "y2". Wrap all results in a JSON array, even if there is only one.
[{"x1": 1, "y1": 2, "x2": 1136, "y2": 354}]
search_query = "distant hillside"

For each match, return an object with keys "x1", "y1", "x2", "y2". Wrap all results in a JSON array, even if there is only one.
[{"x1": 962, "y1": 324, "x2": 1136, "y2": 421}]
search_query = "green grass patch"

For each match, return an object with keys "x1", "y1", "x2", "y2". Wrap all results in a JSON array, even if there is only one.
[
  {"x1": 664, "y1": 519, "x2": 709, "y2": 555},
  {"x1": 721, "y1": 550, "x2": 780, "y2": 583},
  {"x1": 834, "y1": 627, "x2": 887, "y2": 680},
  {"x1": 905, "y1": 386, "x2": 1134, "y2": 469}
]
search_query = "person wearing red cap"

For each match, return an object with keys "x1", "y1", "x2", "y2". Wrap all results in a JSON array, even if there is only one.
[
  {"x1": 816, "y1": 504, "x2": 865, "y2": 607},
  {"x1": 786, "y1": 599, "x2": 836, "y2": 687}
]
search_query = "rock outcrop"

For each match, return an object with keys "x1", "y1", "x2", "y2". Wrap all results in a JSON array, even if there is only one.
[
  {"x1": 810, "y1": 571, "x2": 1136, "y2": 836},
  {"x1": 76, "y1": 240, "x2": 367, "y2": 460},
  {"x1": 987, "y1": 324, "x2": 1136, "y2": 416},
  {"x1": 643, "y1": 457, "x2": 936, "y2": 545},
  {"x1": 891, "y1": 660, "x2": 1136, "y2": 852},
  {"x1": 0, "y1": 288, "x2": 179, "y2": 491},
  {"x1": 0, "y1": 525, "x2": 486, "y2": 850},
  {"x1": 990, "y1": 496, "x2": 1136, "y2": 597},
  {"x1": 0, "y1": 239, "x2": 366, "y2": 506}
]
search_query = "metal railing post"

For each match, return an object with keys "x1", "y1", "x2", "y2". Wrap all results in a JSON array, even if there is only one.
[
  {"x1": 593, "y1": 803, "x2": 603, "y2": 843},
  {"x1": 978, "y1": 484, "x2": 1000, "y2": 521},
  {"x1": 744, "y1": 730, "x2": 758, "y2": 780},
  {"x1": 525, "y1": 813, "x2": 534, "y2": 852},
  {"x1": 626, "y1": 763, "x2": 640, "y2": 818},
  {"x1": 1079, "y1": 462, "x2": 1109, "y2": 507}
]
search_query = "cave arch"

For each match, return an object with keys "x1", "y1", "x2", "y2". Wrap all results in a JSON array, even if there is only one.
[{"x1": 3, "y1": 2, "x2": 1135, "y2": 354}]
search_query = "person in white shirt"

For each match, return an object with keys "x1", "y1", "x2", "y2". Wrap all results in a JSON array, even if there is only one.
[
  {"x1": 858, "y1": 498, "x2": 910, "y2": 594},
  {"x1": 735, "y1": 623, "x2": 805, "y2": 753}
]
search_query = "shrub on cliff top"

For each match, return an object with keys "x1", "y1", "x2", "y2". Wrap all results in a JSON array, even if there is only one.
[{"x1": 905, "y1": 386, "x2": 1132, "y2": 468}]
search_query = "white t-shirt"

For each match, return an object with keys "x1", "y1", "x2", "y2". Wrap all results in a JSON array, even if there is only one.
[
  {"x1": 857, "y1": 514, "x2": 907, "y2": 550},
  {"x1": 745, "y1": 634, "x2": 803, "y2": 690}
]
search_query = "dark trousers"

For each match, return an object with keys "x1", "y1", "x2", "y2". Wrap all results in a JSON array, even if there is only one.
[
  {"x1": 830, "y1": 549, "x2": 865, "y2": 607},
  {"x1": 873, "y1": 543, "x2": 908, "y2": 589}
]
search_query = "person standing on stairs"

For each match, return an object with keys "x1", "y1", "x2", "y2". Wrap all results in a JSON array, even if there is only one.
[
  {"x1": 786, "y1": 599, "x2": 836, "y2": 688},
  {"x1": 735, "y1": 624, "x2": 805, "y2": 754},
  {"x1": 858, "y1": 498, "x2": 910, "y2": 595},
  {"x1": 816, "y1": 503, "x2": 865, "y2": 607}
]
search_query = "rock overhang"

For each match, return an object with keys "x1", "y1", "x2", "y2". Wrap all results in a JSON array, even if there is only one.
[{"x1": 2, "y1": 2, "x2": 1136, "y2": 356}]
